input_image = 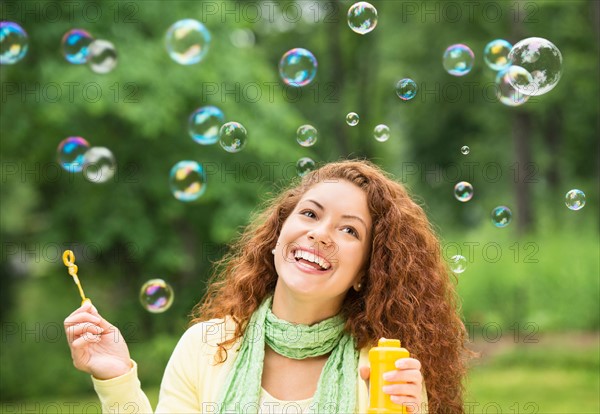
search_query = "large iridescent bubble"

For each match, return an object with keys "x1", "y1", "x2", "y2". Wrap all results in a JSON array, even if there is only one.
[
  {"x1": 279, "y1": 48, "x2": 317, "y2": 87},
  {"x1": 82, "y1": 147, "x2": 116, "y2": 183},
  {"x1": 61, "y1": 29, "x2": 94, "y2": 64},
  {"x1": 139, "y1": 279, "x2": 174, "y2": 313},
  {"x1": 508, "y1": 37, "x2": 563, "y2": 96},
  {"x1": 483, "y1": 39, "x2": 512, "y2": 71},
  {"x1": 443, "y1": 44, "x2": 474, "y2": 76},
  {"x1": 169, "y1": 161, "x2": 206, "y2": 201},
  {"x1": 57, "y1": 137, "x2": 90, "y2": 172},
  {"x1": 347, "y1": 2, "x2": 378, "y2": 35},
  {"x1": 188, "y1": 106, "x2": 224, "y2": 145},
  {"x1": 495, "y1": 66, "x2": 531, "y2": 107},
  {"x1": 87, "y1": 39, "x2": 117, "y2": 74},
  {"x1": 0, "y1": 22, "x2": 28, "y2": 65},
  {"x1": 165, "y1": 19, "x2": 211, "y2": 65},
  {"x1": 219, "y1": 122, "x2": 248, "y2": 153}
]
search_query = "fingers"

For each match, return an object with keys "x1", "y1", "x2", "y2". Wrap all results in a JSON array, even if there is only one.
[
  {"x1": 359, "y1": 365, "x2": 370, "y2": 381},
  {"x1": 395, "y1": 357, "x2": 421, "y2": 371},
  {"x1": 382, "y1": 368, "x2": 422, "y2": 384}
]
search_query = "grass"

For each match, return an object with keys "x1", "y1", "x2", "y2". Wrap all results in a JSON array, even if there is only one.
[{"x1": 2, "y1": 334, "x2": 597, "y2": 413}]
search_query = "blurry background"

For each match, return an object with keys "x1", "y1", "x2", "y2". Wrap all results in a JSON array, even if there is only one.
[{"x1": 1, "y1": 0, "x2": 598, "y2": 412}]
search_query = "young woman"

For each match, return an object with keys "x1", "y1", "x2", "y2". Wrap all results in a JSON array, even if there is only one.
[{"x1": 65, "y1": 160, "x2": 470, "y2": 413}]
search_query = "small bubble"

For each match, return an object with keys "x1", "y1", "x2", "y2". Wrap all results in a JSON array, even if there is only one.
[
  {"x1": 62, "y1": 29, "x2": 94, "y2": 64},
  {"x1": 87, "y1": 39, "x2": 117, "y2": 74},
  {"x1": 347, "y1": 2, "x2": 378, "y2": 35},
  {"x1": 57, "y1": 137, "x2": 91, "y2": 172},
  {"x1": 296, "y1": 125, "x2": 318, "y2": 147},
  {"x1": 373, "y1": 124, "x2": 390, "y2": 142},
  {"x1": 279, "y1": 48, "x2": 317, "y2": 87},
  {"x1": 219, "y1": 122, "x2": 248, "y2": 153},
  {"x1": 346, "y1": 112, "x2": 359, "y2": 126},
  {"x1": 296, "y1": 157, "x2": 315, "y2": 177},
  {"x1": 139, "y1": 279, "x2": 174, "y2": 313},
  {"x1": 454, "y1": 181, "x2": 474, "y2": 202},
  {"x1": 82, "y1": 147, "x2": 116, "y2": 183},
  {"x1": 461, "y1": 146, "x2": 470, "y2": 155},
  {"x1": 565, "y1": 189, "x2": 585, "y2": 211},
  {"x1": 443, "y1": 44, "x2": 474, "y2": 76},
  {"x1": 483, "y1": 39, "x2": 512, "y2": 71},
  {"x1": 395, "y1": 78, "x2": 418, "y2": 101},
  {"x1": 0, "y1": 22, "x2": 28, "y2": 65},
  {"x1": 165, "y1": 19, "x2": 211, "y2": 65},
  {"x1": 169, "y1": 161, "x2": 206, "y2": 202},
  {"x1": 449, "y1": 255, "x2": 467, "y2": 274},
  {"x1": 491, "y1": 206, "x2": 512, "y2": 228}
]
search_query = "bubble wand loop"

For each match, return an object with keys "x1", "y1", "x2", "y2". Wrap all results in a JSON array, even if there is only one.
[{"x1": 62, "y1": 250, "x2": 89, "y2": 305}]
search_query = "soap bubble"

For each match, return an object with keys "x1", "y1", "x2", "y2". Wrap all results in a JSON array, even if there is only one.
[
  {"x1": 508, "y1": 37, "x2": 562, "y2": 96},
  {"x1": 495, "y1": 66, "x2": 531, "y2": 107},
  {"x1": 165, "y1": 19, "x2": 211, "y2": 65},
  {"x1": 87, "y1": 39, "x2": 117, "y2": 74},
  {"x1": 565, "y1": 189, "x2": 585, "y2": 211},
  {"x1": 347, "y1": 2, "x2": 378, "y2": 35},
  {"x1": 461, "y1": 146, "x2": 470, "y2": 155},
  {"x1": 82, "y1": 147, "x2": 116, "y2": 183},
  {"x1": 483, "y1": 39, "x2": 512, "y2": 71},
  {"x1": 395, "y1": 78, "x2": 418, "y2": 101},
  {"x1": 296, "y1": 157, "x2": 315, "y2": 177},
  {"x1": 491, "y1": 206, "x2": 512, "y2": 228},
  {"x1": 0, "y1": 22, "x2": 28, "y2": 65},
  {"x1": 449, "y1": 255, "x2": 467, "y2": 274},
  {"x1": 189, "y1": 106, "x2": 224, "y2": 145},
  {"x1": 61, "y1": 29, "x2": 94, "y2": 64},
  {"x1": 374, "y1": 124, "x2": 390, "y2": 142},
  {"x1": 139, "y1": 279, "x2": 174, "y2": 313},
  {"x1": 230, "y1": 28, "x2": 255, "y2": 48},
  {"x1": 454, "y1": 181, "x2": 474, "y2": 202},
  {"x1": 346, "y1": 112, "x2": 359, "y2": 126},
  {"x1": 296, "y1": 125, "x2": 318, "y2": 147},
  {"x1": 443, "y1": 44, "x2": 474, "y2": 76},
  {"x1": 219, "y1": 122, "x2": 247, "y2": 153},
  {"x1": 279, "y1": 48, "x2": 317, "y2": 87},
  {"x1": 169, "y1": 161, "x2": 206, "y2": 201},
  {"x1": 57, "y1": 137, "x2": 91, "y2": 172}
]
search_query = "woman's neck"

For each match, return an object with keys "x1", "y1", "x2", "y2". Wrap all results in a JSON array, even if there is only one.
[{"x1": 271, "y1": 286, "x2": 343, "y2": 325}]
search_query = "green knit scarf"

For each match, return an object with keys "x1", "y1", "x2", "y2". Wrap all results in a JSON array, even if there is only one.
[{"x1": 217, "y1": 296, "x2": 358, "y2": 414}]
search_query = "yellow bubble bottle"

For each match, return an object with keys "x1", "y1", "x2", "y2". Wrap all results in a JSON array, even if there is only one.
[{"x1": 367, "y1": 338, "x2": 410, "y2": 414}]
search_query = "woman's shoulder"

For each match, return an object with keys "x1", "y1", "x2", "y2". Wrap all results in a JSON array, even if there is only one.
[{"x1": 184, "y1": 315, "x2": 238, "y2": 347}]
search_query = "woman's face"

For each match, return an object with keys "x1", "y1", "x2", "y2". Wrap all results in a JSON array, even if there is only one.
[{"x1": 273, "y1": 180, "x2": 373, "y2": 301}]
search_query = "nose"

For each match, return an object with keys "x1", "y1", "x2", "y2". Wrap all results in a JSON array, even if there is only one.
[{"x1": 307, "y1": 226, "x2": 333, "y2": 246}]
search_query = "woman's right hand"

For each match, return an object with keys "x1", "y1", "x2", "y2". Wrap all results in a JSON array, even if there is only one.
[{"x1": 64, "y1": 300, "x2": 132, "y2": 380}]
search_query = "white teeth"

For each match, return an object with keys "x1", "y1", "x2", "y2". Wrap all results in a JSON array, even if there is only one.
[{"x1": 294, "y1": 249, "x2": 331, "y2": 270}]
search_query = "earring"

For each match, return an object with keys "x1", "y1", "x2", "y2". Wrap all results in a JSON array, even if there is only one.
[
  {"x1": 354, "y1": 282, "x2": 362, "y2": 292},
  {"x1": 271, "y1": 249, "x2": 276, "y2": 255}
]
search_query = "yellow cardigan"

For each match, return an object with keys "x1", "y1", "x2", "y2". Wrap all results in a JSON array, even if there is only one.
[{"x1": 92, "y1": 317, "x2": 428, "y2": 413}]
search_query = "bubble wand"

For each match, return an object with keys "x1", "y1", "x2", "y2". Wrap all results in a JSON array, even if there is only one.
[{"x1": 62, "y1": 250, "x2": 89, "y2": 305}]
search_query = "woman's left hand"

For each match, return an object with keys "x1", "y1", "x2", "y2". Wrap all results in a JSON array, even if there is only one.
[{"x1": 359, "y1": 357, "x2": 423, "y2": 413}]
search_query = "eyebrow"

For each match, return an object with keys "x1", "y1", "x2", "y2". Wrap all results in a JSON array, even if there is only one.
[{"x1": 302, "y1": 199, "x2": 369, "y2": 230}]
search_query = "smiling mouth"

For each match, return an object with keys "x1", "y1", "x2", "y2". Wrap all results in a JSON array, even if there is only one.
[{"x1": 292, "y1": 248, "x2": 332, "y2": 271}]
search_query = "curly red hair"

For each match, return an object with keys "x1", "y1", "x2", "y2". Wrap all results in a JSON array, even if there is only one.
[{"x1": 191, "y1": 159, "x2": 470, "y2": 413}]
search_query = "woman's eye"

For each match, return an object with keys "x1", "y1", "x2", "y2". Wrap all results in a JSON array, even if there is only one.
[
  {"x1": 301, "y1": 210, "x2": 316, "y2": 218},
  {"x1": 342, "y1": 227, "x2": 358, "y2": 238}
]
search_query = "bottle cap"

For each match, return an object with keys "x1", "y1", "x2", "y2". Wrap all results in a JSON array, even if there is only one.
[{"x1": 378, "y1": 338, "x2": 401, "y2": 347}]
